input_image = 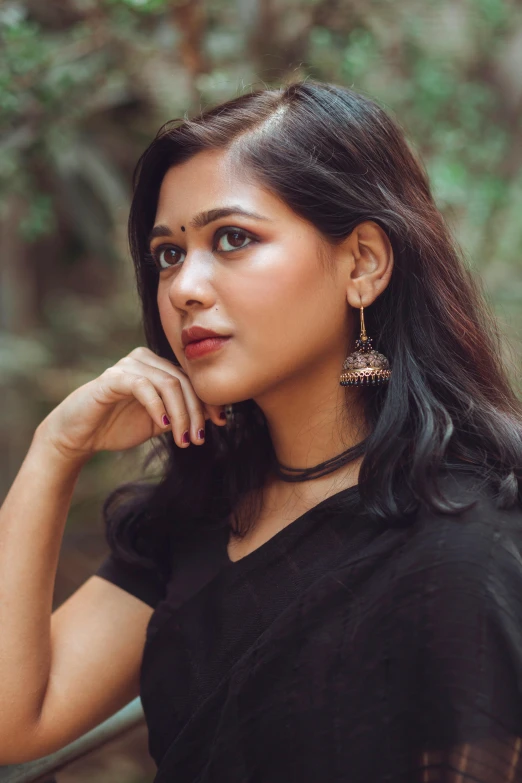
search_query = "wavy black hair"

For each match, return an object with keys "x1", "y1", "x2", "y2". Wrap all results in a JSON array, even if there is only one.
[{"x1": 102, "y1": 80, "x2": 522, "y2": 579}]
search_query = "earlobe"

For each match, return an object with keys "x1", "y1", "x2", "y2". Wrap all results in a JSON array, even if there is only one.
[{"x1": 345, "y1": 221, "x2": 393, "y2": 308}]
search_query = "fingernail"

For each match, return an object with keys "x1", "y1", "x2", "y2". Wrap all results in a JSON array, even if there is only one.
[
  {"x1": 197, "y1": 428, "x2": 205, "y2": 440},
  {"x1": 182, "y1": 430, "x2": 190, "y2": 443},
  {"x1": 162, "y1": 414, "x2": 170, "y2": 426},
  {"x1": 219, "y1": 411, "x2": 226, "y2": 420}
]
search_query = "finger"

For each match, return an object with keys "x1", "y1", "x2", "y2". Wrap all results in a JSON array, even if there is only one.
[
  {"x1": 124, "y1": 371, "x2": 192, "y2": 448},
  {"x1": 120, "y1": 364, "x2": 206, "y2": 447},
  {"x1": 118, "y1": 374, "x2": 175, "y2": 435},
  {"x1": 203, "y1": 402, "x2": 228, "y2": 426},
  {"x1": 148, "y1": 367, "x2": 206, "y2": 446},
  {"x1": 123, "y1": 351, "x2": 227, "y2": 428}
]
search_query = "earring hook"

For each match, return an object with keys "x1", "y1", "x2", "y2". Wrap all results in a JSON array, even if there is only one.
[{"x1": 360, "y1": 305, "x2": 367, "y2": 342}]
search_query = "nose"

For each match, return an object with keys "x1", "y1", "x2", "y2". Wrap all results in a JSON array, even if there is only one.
[{"x1": 166, "y1": 250, "x2": 216, "y2": 309}]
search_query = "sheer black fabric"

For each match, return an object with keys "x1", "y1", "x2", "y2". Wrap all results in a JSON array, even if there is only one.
[{"x1": 95, "y1": 468, "x2": 522, "y2": 782}]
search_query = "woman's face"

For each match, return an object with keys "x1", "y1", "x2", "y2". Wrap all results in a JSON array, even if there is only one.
[{"x1": 151, "y1": 148, "x2": 351, "y2": 407}]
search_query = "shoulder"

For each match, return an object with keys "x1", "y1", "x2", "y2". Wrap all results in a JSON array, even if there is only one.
[
  {"x1": 401, "y1": 466, "x2": 522, "y2": 559},
  {"x1": 388, "y1": 467, "x2": 522, "y2": 612}
]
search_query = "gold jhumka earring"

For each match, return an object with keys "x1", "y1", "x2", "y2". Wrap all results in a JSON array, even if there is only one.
[{"x1": 339, "y1": 305, "x2": 391, "y2": 386}]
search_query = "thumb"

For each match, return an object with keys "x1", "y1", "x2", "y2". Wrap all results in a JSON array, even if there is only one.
[{"x1": 204, "y1": 403, "x2": 228, "y2": 426}]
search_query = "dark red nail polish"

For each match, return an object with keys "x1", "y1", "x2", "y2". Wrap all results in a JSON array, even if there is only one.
[
  {"x1": 162, "y1": 414, "x2": 170, "y2": 426},
  {"x1": 182, "y1": 430, "x2": 190, "y2": 443},
  {"x1": 198, "y1": 428, "x2": 205, "y2": 440}
]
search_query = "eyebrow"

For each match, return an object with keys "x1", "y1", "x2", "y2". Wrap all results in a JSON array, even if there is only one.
[{"x1": 147, "y1": 206, "x2": 271, "y2": 246}]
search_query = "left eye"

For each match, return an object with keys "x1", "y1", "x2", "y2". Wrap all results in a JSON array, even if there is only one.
[{"x1": 215, "y1": 228, "x2": 254, "y2": 252}]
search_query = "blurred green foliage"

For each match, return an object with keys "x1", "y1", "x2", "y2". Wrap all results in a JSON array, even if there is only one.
[
  {"x1": 2, "y1": 0, "x2": 522, "y2": 514},
  {"x1": 1, "y1": 0, "x2": 522, "y2": 523}
]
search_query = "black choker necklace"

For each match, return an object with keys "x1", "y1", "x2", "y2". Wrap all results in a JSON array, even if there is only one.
[{"x1": 272, "y1": 439, "x2": 367, "y2": 482}]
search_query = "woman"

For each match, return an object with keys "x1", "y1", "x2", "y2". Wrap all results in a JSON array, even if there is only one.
[{"x1": 1, "y1": 80, "x2": 522, "y2": 782}]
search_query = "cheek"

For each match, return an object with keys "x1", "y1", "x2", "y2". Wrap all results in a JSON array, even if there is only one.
[
  {"x1": 157, "y1": 289, "x2": 167, "y2": 321},
  {"x1": 231, "y1": 253, "x2": 338, "y2": 363},
  {"x1": 234, "y1": 242, "x2": 321, "y2": 316},
  {"x1": 249, "y1": 252, "x2": 329, "y2": 321},
  {"x1": 157, "y1": 288, "x2": 179, "y2": 339}
]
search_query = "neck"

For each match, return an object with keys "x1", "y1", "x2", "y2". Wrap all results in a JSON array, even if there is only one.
[{"x1": 254, "y1": 361, "x2": 367, "y2": 485}]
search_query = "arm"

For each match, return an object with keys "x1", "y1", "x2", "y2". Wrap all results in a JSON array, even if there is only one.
[
  {"x1": 0, "y1": 430, "x2": 85, "y2": 749},
  {"x1": 0, "y1": 347, "x2": 227, "y2": 764},
  {"x1": 0, "y1": 429, "x2": 152, "y2": 765}
]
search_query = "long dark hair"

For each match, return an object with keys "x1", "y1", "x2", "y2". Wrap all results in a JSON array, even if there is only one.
[{"x1": 102, "y1": 80, "x2": 522, "y2": 578}]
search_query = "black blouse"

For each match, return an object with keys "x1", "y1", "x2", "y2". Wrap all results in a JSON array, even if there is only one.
[{"x1": 95, "y1": 468, "x2": 522, "y2": 782}]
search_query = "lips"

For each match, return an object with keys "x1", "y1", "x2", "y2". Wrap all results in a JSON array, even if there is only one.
[
  {"x1": 181, "y1": 325, "x2": 230, "y2": 347},
  {"x1": 184, "y1": 336, "x2": 231, "y2": 360}
]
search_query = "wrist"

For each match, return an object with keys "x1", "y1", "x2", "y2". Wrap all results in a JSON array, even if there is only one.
[{"x1": 32, "y1": 423, "x2": 92, "y2": 472}]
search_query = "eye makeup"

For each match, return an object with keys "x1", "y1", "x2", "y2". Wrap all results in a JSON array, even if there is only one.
[{"x1": 145, "y1": 226, "x2": 259, "y2": 271}]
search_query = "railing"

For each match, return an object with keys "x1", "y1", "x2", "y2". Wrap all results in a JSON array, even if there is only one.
[{"x1": 0, "y1": 697, "x2": 145, "y2": 783}]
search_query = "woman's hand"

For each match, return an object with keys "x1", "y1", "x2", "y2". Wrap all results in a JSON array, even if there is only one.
[{"x1": 36, "y1": 347, "x2": 227, "y2": 461}]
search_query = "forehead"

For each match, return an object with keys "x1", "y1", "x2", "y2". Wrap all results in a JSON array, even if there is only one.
[{"x1": 154, "y1": 148, "x2": 290, "y2": 224}]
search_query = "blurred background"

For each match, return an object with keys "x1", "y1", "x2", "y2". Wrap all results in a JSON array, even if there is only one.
[{"x1": 1, "y1": 0, "x2": 522, "y2": 779}]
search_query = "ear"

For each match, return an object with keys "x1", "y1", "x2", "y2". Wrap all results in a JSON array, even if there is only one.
[{"x1": 338, "y1": 221, "x2": 394, "y2": 308}]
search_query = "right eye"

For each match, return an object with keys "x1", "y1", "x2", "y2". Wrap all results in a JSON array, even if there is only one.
[{"x1": 151, "y1": 245, "x2": 185, "y2": 270}]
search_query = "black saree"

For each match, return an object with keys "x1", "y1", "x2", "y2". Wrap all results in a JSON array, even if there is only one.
[{"x1": 130, "y1": 470, "x2": 522, "y2": 783}]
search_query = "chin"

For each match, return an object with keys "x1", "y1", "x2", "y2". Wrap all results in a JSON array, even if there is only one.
[
  {"x1": 188, "y1": 376, "x2": 232, "y2": 404},
  {"x1": 191, "y1": 378, "x2": 255, "y2": 409},
  {"x1": 185, "y1": 355, "x2": 269, "y2": 406}
]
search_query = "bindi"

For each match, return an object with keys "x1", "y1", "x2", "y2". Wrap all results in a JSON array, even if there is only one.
[{"x1": 181, "y1": 225, "x2": 185, "y2": 232}]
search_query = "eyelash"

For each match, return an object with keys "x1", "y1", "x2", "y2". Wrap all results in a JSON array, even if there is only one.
[{"x1": 144, "y1": 226, "x2": 258, "y2": 271}]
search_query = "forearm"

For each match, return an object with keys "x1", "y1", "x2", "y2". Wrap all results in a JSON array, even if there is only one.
[{"x1": 0, "y1": 426, "x2": 87, "y2": 734}]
